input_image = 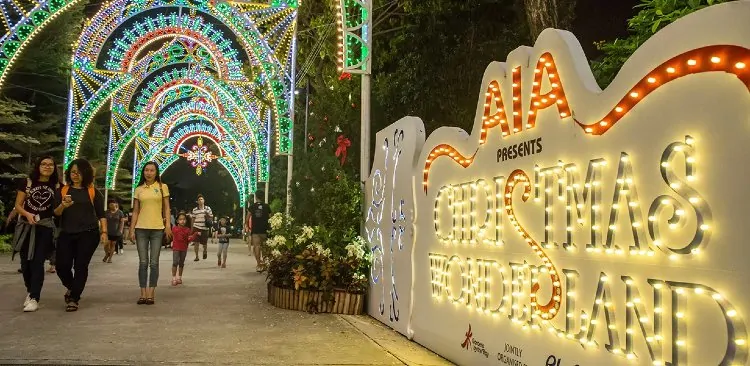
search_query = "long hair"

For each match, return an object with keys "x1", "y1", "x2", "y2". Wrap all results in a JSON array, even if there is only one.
[
  {"x1": 138, "y1": 161, "x2": 161, "y2": 186},
  {"x1": 29, "y1": 155, "x2": 60, "y2": 186},
  {"x1": 65, "y1": 158, "x2": 94, "y2": 187}
]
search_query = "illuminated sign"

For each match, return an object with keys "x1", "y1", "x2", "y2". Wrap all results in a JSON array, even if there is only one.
[{"x1": 364, "y1": 3, "x2": 750, "y2": 365}]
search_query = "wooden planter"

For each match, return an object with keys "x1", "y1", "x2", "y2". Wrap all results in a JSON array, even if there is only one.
[{"x1": 267, "y1": 283, "x2": 364, "y2": 315}]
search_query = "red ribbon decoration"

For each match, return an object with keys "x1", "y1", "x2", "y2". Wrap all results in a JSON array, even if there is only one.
[
  {"x1": 335, "y1": 135, "x2": 351, "y2": 166},
  {"x1": 338, "y1": 72, "x2": 352, "y2": 81}
]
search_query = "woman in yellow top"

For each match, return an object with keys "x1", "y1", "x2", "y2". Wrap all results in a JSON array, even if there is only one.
[{"x1": 128, "y1": 161, "x2": 172, "y2": 305}]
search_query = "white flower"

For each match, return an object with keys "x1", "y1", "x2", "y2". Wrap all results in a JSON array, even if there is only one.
[
  {"x1": 301, "y1": 226, "x2": 315, "y2": 239},
  {"x1": 295, "y1": 227, "x2": 314, "y2": 244},
  {"x1": 306, "y1": 242, "x2": 331, "y2": 258},
  {"x1": 269, "y1": 213, "x2": 284, "y2": 230},
  {"x1": 271, "y1": 249, "x2": 281, "y2": 258},
  {"x1": 345, "y1": 236, "x2": 367, "y2": 260},
  {"x1": 272, "y1": 235, "x2": 286, "y2": 247},
  {"x1": 266, "y1": 237, "x2": 277, "y2": 248}
]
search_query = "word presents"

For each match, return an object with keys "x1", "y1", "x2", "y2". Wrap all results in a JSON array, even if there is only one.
[{"x1": 497, "y1": 137, "x2": 543, "y2": 162}]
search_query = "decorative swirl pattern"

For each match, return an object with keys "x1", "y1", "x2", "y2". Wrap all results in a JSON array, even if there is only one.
[{"x1": 504, "y1": 170, "x2": 562, "y2": 320}]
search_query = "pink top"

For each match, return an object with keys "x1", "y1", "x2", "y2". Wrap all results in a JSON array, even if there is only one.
[{"x1": 172, "y1": 226, "x2": 199, "y2": 251}]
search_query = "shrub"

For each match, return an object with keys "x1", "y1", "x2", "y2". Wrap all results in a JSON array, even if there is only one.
[{"x1": 264, "y1": 213, "x2": 370, "y2": 300}]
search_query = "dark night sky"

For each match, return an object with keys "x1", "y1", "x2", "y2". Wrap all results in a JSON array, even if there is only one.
[{"x1": 572, "y1": 0, "x2": 640, "y2": 58}]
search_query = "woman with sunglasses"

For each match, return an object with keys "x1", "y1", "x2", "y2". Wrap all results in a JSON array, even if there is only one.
[{"x1": 12, "y1": 156, "x2": 60, "y2": 312}]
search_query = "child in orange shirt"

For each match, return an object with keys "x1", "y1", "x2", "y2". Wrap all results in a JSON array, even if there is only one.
[{"x1": 171, "y1": 212, "x2": 199, "y2": 286}]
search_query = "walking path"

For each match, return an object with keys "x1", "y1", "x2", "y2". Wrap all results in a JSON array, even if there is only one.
[{"x1": 0, "y1": 240, "x2": 450, "y2": 365}]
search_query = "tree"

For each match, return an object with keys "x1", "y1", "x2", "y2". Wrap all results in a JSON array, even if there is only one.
[
  {"x1": 0, "y1": 99, "x2": 39, "y2": 179},
  {"x1": 590, "y1": 0, "x2": 734, "y2": 87},
  {"x1": 523, "y1": 0, "x2": 577, "y2": 40}
]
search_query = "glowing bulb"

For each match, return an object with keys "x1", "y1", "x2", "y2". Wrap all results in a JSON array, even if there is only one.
[
  {"x1": 687, "y1": 59, "x2": 697, "y2": 66},
  {"x1": 711, "y1": 56, "x2": 721, "y2": 63},
  {"x1": 647, "y1": 77, "x2": 656, "y2": 83},
  {"x1": 728, "y1": 310, "x2": 737, "y2": 317},
  {"x1": 736, "y1": 62, "x2": 746, "y2": 69}
]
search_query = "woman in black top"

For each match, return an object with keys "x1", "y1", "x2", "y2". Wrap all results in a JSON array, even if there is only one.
[
  {"x1": 53, "y1": 158, "x2": 106, "y2": 312},
  {"x1": 12, "y1": 156, "x2": 60, "y2": 312}
]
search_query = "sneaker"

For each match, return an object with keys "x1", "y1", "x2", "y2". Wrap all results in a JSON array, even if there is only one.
[
  {"x1": 23, "y1": 299, "x2": 39, "y2": 312},
  {"x1": 194, "y1": 257, "x2": 199, "y2": 262},
  {"x1": 203, "y1": 251, "x2": 207, "y2": 260},
  {"x1": 24, "y1": 294, "x2": 31, "y2": 307}
]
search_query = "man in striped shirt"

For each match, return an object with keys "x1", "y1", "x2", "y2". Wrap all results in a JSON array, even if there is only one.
[{"x1": 188, "y1": 194, "x2": 212, "y2": 261}]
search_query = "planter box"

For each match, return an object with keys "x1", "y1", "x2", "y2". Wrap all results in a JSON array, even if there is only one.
[{"x1": 267, "y1": 283, "x2": 364, "y2": 315}]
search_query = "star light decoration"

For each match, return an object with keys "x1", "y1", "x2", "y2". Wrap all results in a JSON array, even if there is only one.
[{"x1": 179, "y1": 136, "x2": 218, "y2": 176}]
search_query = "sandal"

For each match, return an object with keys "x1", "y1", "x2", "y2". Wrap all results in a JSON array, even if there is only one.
[
  {"x1": 65, "y1": 302, "x2": 79, "y2": 312},
  {"x1": 137, "y1": 298, "x2": 147, "y2": 305},
  {"x1": 47, "y1": 266, "x2": 56, "y2": 273},
  {"x1": 145, "y1": 298, "x2": 155, "y2": 305}
]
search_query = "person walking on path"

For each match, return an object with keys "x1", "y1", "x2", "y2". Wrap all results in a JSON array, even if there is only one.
[
  {"x1": 12, "y1": 156, "x2": 60, "y2": 312},
  {"x1": 248, "y1": 191, "x2": 271, "y2": 272},
  {"x1": 54, "y1": 158, "x2": 106, "y2": 312},
  {"x1": 216, "y1": 217, "x2": 230, "y2": 268},
  {"x1": 170, "y1": 212, "x2": 199, "y2": 286},
  {"x1": 129, "y1": 161, "x2": 172, "y2": 305},
  {"x1": 115, "y1": 203, "x2": 126, "y2": 254},
  {"x1": 188, "y1": 194, "x2": 212, "y2": 261},
  {"x1": 103, "y1": 200, "x2": 125, "y2": 263}
]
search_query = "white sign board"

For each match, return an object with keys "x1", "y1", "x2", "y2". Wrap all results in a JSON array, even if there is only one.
[
  {"x1": 365, "y1": 117, "x2": 425, "y2": 337},
  {"x1": 365, "y1": 2, "x2": 750, "y2": 365}
]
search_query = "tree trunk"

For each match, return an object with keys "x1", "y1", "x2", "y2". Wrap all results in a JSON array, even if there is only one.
[{"x1": 523, "y1": 0, "x2": 577, "y2": 41}]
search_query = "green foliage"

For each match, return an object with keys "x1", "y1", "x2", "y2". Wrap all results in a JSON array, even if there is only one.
[
  {"x1": 0, "y1": 99, "x2": 38, "y2": 179},
  {"x1": 291, "y1": 149, "x2": 362, "y2": 243},
  {"x1": 591, "y1": 0, "x2": 733, "y2": 87},
  {"x1": 0, "y1": 236, "x2": 11, "y2": 254}
]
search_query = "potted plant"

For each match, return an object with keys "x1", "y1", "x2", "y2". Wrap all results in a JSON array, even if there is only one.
[{"x1": 264, "y1": 213, "x2": 370, "y2": 314}]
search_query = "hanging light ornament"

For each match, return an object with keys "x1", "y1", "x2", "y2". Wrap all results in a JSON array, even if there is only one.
[{"x1": 179, "y1": 136, "x2": 217, "y2": 176}]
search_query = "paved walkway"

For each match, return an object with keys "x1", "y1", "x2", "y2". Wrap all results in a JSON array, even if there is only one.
[{"x1": 0, "y1": 240, "x2": 450, "y2": 365}]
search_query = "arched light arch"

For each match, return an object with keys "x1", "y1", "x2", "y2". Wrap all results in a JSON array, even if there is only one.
[{"x1": 65, "y1": 0, "x2": 296, "y2": 172}]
